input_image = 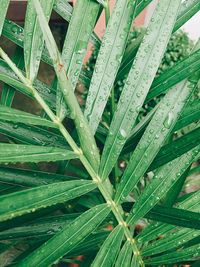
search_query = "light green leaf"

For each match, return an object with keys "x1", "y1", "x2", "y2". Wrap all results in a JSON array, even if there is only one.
[
  {"x1": 53, "y1": 0, "x2": 101, "y2": 47},
  {"x1": 100, "y1": 0, "x2": 181, "y2": 179},
  {"x1": 0, "y1": 144, "x2": 78, "y2": 163},
  {"x1": 0, "y1": 105, "x2": 57, "y2": 128},
  {"x1": 57, "y1": 0, "x2": 100, "y2": 120},
  {"x1": 115, "y1": 240, "x2": 132, "y2": 267},
  {"x1": 91, "y1": 225, "x2": 124, "y2": 267},
  {"x1": 0, "y1": 180, "x2": 96, "y2": 221},
  {"x1": 0, "y1": 0, "x2": 9, "y2": 36},
  {"x1": 24, "y1": 0, "x2": 54, "y2": 81},
  {"x1": 17, "y1": 204, "x2": 111, "y2": 267},
  {"x1": 84, "y1": 0, "x2": 138, "y2": 134}
]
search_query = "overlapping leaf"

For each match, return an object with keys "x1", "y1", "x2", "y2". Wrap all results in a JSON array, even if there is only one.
[
  {"x1": 17, "y1": 204, "x2": 110, "y2": 267},
  {"x1": 100, "y1": 0, "x2": 181, "y2": 179},
  {"x1": 0, "y1": 180, "x2": 96, "y2": 221},
  {"x1": 0, "y1": 144, "x2": 77, "y2": 163}
]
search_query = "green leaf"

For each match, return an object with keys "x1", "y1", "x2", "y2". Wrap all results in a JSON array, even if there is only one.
[
  {"x1": 17, "y1": 204, "x2": 111, "y2": 267},
  {"x1": 91, "y1": 225, "x2": 124, "y2": 267},
  {"x1": 0, "y1": 59, "x2": 56, "y2": 110},
  {"x1": 100, "y1": 0, "x2": 181, "y2": 179},
  {"x1": 0, "y1": 105, "x2": 57, "y2": 128},
  {"x1": 174, "y1": 99, "x2": 200, "y2": 131},
  {"x1": 53, "y1": 0, "x2": 101, "y2": 47},
  {"x1": 24, "y1": 0, "x2": 54, "y2": 81},
  {"x1": 115, "y1": 0, "x2": 200, "y2": 89},
  {"x1": 0, "y1": 121, "x2": 66, "y2": 147},
  {"x1": 142, "y1": 225, "x2": 200, "y2": 257},
  {"x1": 84, "y1": 0, "x2": 137, "y2": 134},
  {"x1": 146, "y1": 205, "x2": 200, "y2": 230},
  {"x1": 123, "y1": 98, "x2": 200, "y2": 155},
  {"x1": 162, "y1": 168, "x2": 190, "y2": 207},
  {"x1": 33, "y1": 0, "x2": 100, "y2": 171},
  {"x1": 2, "y1": 19, "x2": 53, "y2": 66},
  {"x1": 0, "y1": 213, "x2": 80, "y2": 240},
  {"x1": 115, "y1": 77, "x2": 197, "y2": 203},
  {"x1": 127, "y1": 146, "x2": 200, "y2": 225},
  {"x1": 0, "y1": 166, "x2": 78, "y2": 187},
  {"x1": 0, "y1": 180, "x2": 96, "y2": 222},
  {"x1": 0, "y1": 144, "x2": 78, "y2": 163},
  {"x1": 174, "y1": 0, "x2": 200, "y2": 32},
  {"x1": 138, "y1": 190, "x2": 200, "y2": 243},
  {"x1": 144, "y1": 243, "x2": 200, "y2": 265},
  {"x1": 115, "y1": 240, "x2": 132, "y2": 267},
  {"x1": 61, "y1": 0, "x2": 99, "y2": 90},
  {"x1": 149, "y1": 125, "x2": 200, "y2": 171},
  {"x1": 57, "y1": 0, "x2": 100, "y2": 120},
  {"x1": 1, "y1": 47, "x2": 24, "y2": 107},
  {"x1": 146, "y1": 47, "x2": 200, "y2": 103},
  {"x1": 0, "y1": 0, "x2": 9, "y2": 36}
]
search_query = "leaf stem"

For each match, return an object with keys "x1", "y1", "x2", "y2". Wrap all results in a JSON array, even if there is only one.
[{"x1": 0, "y1": 46, "x2": 144, "y2": 266}]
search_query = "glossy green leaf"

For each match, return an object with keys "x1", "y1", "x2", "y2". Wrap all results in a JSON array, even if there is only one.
[
  {"x1": 100, "y1": 0, "x2": 181, "y2": 179},
  {"x1": 61, "y1": 0, "x2": 99, "y2": 90},
  {"x1": 84, "y1": 0, "x2": 137, "y2": 134},
  {"x1": 115, "y1": 240, "x2": 132, "y2": 267},
  {"x1": 0, "y1": 105, "x2": 57, "y2": 128},
  {"x1": 0, "y1": 166, "x2": 77, "y2": 187},
  {"x1": 0, "y1": 59, "x2": 56, "y2": 109},
  {"x1": 17, "y1": 204, "x2": 110, "y2": 267},
  {"x1": 146, "y1": 47, "x2": 200, "y2": 103},
  {"x1": 53, "y1": 0, "x2": 101, "y2": 47},
  {"x1": 91, "y1": 225, "x2": 124, "y2": 267},
  {"x1": 142, "y1": 226, "x2": 200, "y2": 257},
  {"x1": 0, "y1": 0, "x2": 9, "y2": 36},
  {"x1": 0, "y1": 121, "x2": 66, "y2": 147},
  {"x1": 24, "y1": 0, "x2": 54, "y2": 81},
  {"x1": 145, "y1": 243, "x2": 200, "y2": 265},
  {"x1": 115, "y1": 0, "x2": 200, "y2": 88},
  {"x1": 0, "y1": 144, "x2": 78, "y2": 163},
  {"x1": 174, "y1": 99, "x2": 200, "y2": 131},
  {"x1": 0, "y1": 213, "x2": 80, "y2": 240},
  {"x1": 0, "y1": 180, "x2": 96, "y2": 222},
  {"x1": 146, "y1": 205, "x2": 200, "y2": 230},
  {"x1": 57, "y1": 0, "x2": 100, "y2": 120},
  {"x1": 127, "y1": 146, "x2": 200, "y2": 225},
  {"x1": 33, "y1": 0, "x2": 100, "y2": 171},
  {"x1": 149, "y1": 125, "x2": 200, "y2": 171},
  {"x1": 138, "y1": 190, "x2": 200, "y2": 243},
  {"x1": 2, "y1": 19, "x2": 52, "y2": 66},
  {"x1": 123, "y1": 99, "x2": 200, "y2": 155}
]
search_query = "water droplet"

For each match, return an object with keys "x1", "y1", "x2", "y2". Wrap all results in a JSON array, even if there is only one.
[{"x1": 163, "y1": 112, "x2": 174, "y2": 129}]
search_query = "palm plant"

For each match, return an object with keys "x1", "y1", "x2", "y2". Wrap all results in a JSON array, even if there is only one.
[{"x1": 0, "y1": 0, "x2": 200, "y2": 266}]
